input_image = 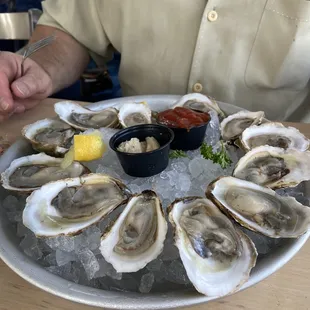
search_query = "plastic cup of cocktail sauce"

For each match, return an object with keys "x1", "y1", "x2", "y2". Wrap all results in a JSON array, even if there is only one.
[
  {"x1": 157, "y1": 108, "x2": 209, "y2": 151},
  {"x1": 109, "y1": 124, "x2": 174, "y2": 177}
]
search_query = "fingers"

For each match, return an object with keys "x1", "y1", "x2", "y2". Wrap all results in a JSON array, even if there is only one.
[
  {"x1": 14, "y1": 104, "x2": 26, "y2": 114},
  {"x1": 13, "y1": 98, "x2": 40, "y2": 110},
  {"x1": 0, "y1": 52, "x2": 51, "y2": 122},
  {"x1": 0, "y1": 52, "x2": 26, "y2": 114},
  {"x1": 0, "y1": 52, "x2": 22, "y2": 113},
  {"x1": 0, "y1": 102, "x2": 27, "y2": 122},
  {"x1": 0, "y1": 99, "x2": 33, "y2": 123},
  {"x1": 0, "y1": 71, "x2": 14, "y2": 113}
]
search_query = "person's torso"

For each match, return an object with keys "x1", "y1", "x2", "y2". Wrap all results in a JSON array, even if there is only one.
[{"x1": 98, "y1": 0, "x2": 310, "y2": 121}]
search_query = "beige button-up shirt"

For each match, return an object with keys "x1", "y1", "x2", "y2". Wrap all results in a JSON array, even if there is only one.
[{"x1": 38, "y1": 0, "x2": 310, "y2": 122}]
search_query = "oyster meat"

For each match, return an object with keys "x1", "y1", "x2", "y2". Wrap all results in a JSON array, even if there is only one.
[
  {"x1": 1, "y1": 153, "x2": 89, "y2": 192},
  {"x1": 207, "y1": 176, "x2": 310, "y2": 238},
  {"x1": 100, "y1": 190, "x2": 167, "y2": 273},
  {"x1": 22, "y1": 119, "x2": 76, "y2": 156},
  {"x1": 55, "y1": 101, "x2": 119, "y2": 130},
  {"x1": 168, "y1": 197, "x2": 257, "y2": 297},
  {"x1": 23, "y1": 174, "x2": 131, "y2": 236},
  {"x1": 117, "y1": 136, "x2": 160, "y2": 153},
  {"x1": 233, "y1": 146, "x2": 310, "y2": 189},
  {"x1": 221, "y1": 111, "x2": 265, "y2": 141},
  {"x1": 172, "y1": 93, "x2": 225, "y2": 117},
  {"x1": 241, "y1": 123, "x2": 309, "y2": 152},
  {"x1": 118, "y1": 102, "x2": 152, "y2": 128}
]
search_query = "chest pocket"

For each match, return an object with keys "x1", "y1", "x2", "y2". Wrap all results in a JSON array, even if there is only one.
[{"x1": 245, "y1": 0, "x2": 310, "y2": 91}]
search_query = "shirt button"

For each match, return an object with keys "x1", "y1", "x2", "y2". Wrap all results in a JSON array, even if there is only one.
[
  {"x1": 207, "y1": 10, "x2": 218, "y2": 22},
  {"x1": 193, "y1": 83, "x2": 203, "y2": 93}
]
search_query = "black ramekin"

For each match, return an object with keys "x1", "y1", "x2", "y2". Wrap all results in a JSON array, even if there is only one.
[{"x1": 109, "y1": 124, "x2": 175, "y2": 177}]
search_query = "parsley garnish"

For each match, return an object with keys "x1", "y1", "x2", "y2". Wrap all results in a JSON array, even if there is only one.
[
  {"x1": 169, "y1": 150, "x2": 188, "y2": 159},
  {"x1": 200, "y1": 141, "x2": 232, "y2": 169}
]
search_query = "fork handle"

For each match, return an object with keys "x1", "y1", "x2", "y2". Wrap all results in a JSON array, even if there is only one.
[{"x1": 21, "y1": 58, "x2": 26, "y2": 77}]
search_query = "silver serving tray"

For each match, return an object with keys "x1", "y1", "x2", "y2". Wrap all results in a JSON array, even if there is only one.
[{"x1": 0, "y1": 95, "x2": 309, "y2": 309}]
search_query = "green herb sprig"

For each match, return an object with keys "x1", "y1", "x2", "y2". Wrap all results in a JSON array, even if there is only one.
[
  {"x1": 200, "y1": 141, "x2": 232, "y2": 169},
  {"x1": 169, "y1": 150, "x2": 188, "y2": 159}
]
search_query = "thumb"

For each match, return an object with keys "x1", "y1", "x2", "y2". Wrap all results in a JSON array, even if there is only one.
[
  {"x1": 11, "y1": 66, "x2": 52, "y2": 99},
  {"x1": 11, "y1": 73, "x2": 42, "y2": 99}
]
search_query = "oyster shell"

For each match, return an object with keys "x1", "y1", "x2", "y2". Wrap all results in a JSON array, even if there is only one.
[
  {"x1": 172, "y1": 93, "x2": 225, "y2": 117},
  {"x1": 221, "y1": 111, "x2": 265, "y2": 141},
  {"x1": 22, "y1": 119, "x2": 76, "y2": 156},
  {"x1": 118, "y1": 102, "x2": 152, "y2": 128},
  {"x1": 1, "y1": 153, "x2": 89, "y2": 192},
  {"x1": 233, "y1": 146, "x2": 310, "y2": 189},
  {"x1": 207, "y1": 176, "x2": 310, "y2": 238},
  {"x1": 168, "y1": 197, "x2": 257, "y2": 297},
  {"x1": 23, "y1": 174, "x2": 131, "y2": 236},
  {"x1": 55, "y1": 101, "x2": 119, "y2": 130},
  {"x1": 241, "y1": 123, "x2": 309, "y2": 152},
  {"x1": 100, "y1": 190, "x2": 167, "y2": 273}
]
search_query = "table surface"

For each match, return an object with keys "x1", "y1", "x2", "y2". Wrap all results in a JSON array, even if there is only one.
[{"x1": 1, "y1": 98, "x2": 310, "y2": 310}]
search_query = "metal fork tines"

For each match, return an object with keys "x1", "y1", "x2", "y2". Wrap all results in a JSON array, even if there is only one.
[{"x1": 21, "y1": 34, "x2": 56, "y2": 76}]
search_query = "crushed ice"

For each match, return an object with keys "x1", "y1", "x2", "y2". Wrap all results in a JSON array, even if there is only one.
[{"x1": 1, "y1": 114, "x2": 309, "y2": 294}]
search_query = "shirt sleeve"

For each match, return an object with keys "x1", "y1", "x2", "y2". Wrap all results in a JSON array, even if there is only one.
[{"x1": 37, "y1": 0, "x2": 113, "y2": 66}]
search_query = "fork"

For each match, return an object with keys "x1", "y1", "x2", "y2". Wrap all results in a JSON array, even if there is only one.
[{"x1": 20, "y1": 34, "x2": 56, "y2": 76}]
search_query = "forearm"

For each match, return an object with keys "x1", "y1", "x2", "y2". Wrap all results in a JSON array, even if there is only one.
[{"x1": 28, "y1": 25, "x2": 90, "y2": 95}]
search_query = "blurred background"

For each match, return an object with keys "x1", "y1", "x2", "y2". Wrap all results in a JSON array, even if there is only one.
[{"x1": 0, "y1": 0, "x2": 122, "y2": 102}]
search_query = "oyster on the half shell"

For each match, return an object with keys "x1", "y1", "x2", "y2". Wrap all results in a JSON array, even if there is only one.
[
  {"x1": 1, "y1": 153, "x2": 89, "y2": 192},
  {"x1": 221, "y1": 111, "x2": 265, "y2": 141},
  {"x1": 168, "y1": 197, "x2": 257, "y2": 297},
  {"x1": 55, "y1": 101, "x2": 120, "y2": 130},
  {"x1": 22, "y1": 119, "x2": 77, "y2": 156},
  {"x1": 118, "y1": 102, "x2": 152, "y2": 128},
  {"x1": 241, "y1": 123, "x2": 309, "y2": 152},
  {"x1": 23, "y1": 174, "x2": 131, "y2": 236},
  {"x1": 233, "y1": 146, "x2": 310, "y2": 189},
  {"x1": 100, "y1": 190, "x2": 167, "y2": 273},
  {"x1": 207, "y1": 176, "x2": 310, "y2": 238},
  {"x1": 172, "y1": 93, "x2": 225, "y2": 117}
]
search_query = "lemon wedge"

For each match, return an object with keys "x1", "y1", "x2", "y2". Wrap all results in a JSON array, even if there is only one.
[
  {"x1": 61, "y1": 147, "x2": 75, "y2": 169},
  {"x1": 61, "y1": 130, "x2": 106, "y2": 169}
]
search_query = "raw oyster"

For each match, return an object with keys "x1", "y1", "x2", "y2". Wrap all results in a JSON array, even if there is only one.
[
  {"x1": 241, "y1": 123, "x2": 309, "y2": 152},
  {"x1": 172, "y1": 93, "x2": 225, "y2": 117},
  {"x1": 23, "y1": 174, "x2": 131, "y2": 236},
  {"x1": 168, "y1": 197, "x2": 257, "y2": 297},
  {"x1": 233, "y1": 146, "x2": 310, "y2": 189},
  {"x1": 207, "y1": 176, "x2": 310, "y2": 238},
  {"x1": 54, "y1": 101, "x2": 119, "y2": 130},
  {"x1": 22, "y1": 118, "x2": 76, "y2": 156},
  {"x1": 118, "y1": 102, "x2": 152, "y2": 128},
  {"x1": 1, "y1": 153, "x2": 89, "y2": 192},
  {"x1": 100, "y1": 190, "x2": 167, "y2": 273},
  {"x1": 221, "y1": 111, "x2": 265, "y2": 141}
]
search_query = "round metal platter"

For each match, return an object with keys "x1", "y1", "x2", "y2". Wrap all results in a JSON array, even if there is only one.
[{"x1": 0, "y1": 95, "x2": 309, "y2": 309}]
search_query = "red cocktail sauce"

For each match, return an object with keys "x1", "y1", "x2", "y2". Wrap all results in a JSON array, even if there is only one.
[{"x1": 158, "y1": 107, "x2": 210, "y2": 130}]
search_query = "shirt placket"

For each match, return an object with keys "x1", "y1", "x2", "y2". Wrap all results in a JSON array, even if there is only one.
[{"x1": 188, "y1": 0, "x2": 219, "y2": 94}]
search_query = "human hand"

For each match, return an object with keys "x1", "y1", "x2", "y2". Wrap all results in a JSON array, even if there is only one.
[{"x1": 0, "y1": 51, "x2": 53, "y2": 122}]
